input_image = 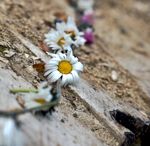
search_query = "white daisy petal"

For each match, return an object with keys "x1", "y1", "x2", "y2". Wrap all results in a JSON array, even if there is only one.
[
  {"x1": 71, "y1": 70, "x2": 80, "y2": 83},
  {"x1": 73, "y1": 62, "x2": 83, "y2": 71},
  {"x1": 48, "y1": 60, "x2": 59, "y2": 65},
  {"x1": 58, "y1": 53, "x2": 66, "y2": 60},
  {"x1": 61, "y1": 75, "x2": 67, "y2": 85},
  {"x1": 45, "y1": 65, "x2": 57, "y2": 70},
  {"x1": 48, "y1": 71, "x2": 62, "y2": 82},
  {"x1": 56, "y1": 22, "x2": 66, "y2": 31},
  {"x1": 63, "y1": 45, "x2": 72, "y2": 51},
  {"x1": 69, "y1": 54, "x2": 78, "y2": 64},
  {"x1": 44, "y1": 68, "x2": 57, "y2": 76}
]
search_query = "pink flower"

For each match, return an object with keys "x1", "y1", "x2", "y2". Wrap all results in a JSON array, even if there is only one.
[
  {"x1": 81, "y1": 10, "x2": 94, "y2": 25},
  {"x1": 84, "y1": 28, "x2": 94, "y2": 44}
]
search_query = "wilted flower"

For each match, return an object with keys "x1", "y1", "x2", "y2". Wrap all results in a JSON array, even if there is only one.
[
  {"x1": 84, "y1": 27, "x2": 94, "y2": 44},
  {"x1": 56, "y1": 17, "x2": 86, "y2": 47},
  {"x1": 21, "y1": 82, "x2": 54, "y2": 109},
  {"x1": 44, "y1": 29, "x2": 73, "y2": 51},
  {"x1": 45, "y1": 52, "x2": 83, "y2": 85}
]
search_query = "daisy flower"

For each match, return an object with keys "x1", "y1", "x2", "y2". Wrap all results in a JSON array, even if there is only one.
[
  {"x1": 56, "y1": 17, "x2": 86, "y2": 47},
  {"x1": 21, "y1": 82, "x2": 53, "y2": 109},
  {"x1": 45, "y1": 52, "x2": 83, "y2": 85},
  {"x1": 44, "y1": 29, "x2": 73, "y2": 51}
]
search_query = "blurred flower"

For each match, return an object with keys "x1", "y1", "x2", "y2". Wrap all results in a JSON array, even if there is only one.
[
  {"x1": 21, "y1": 82, "x2": 53, "y2": 109},
  {"x1": 81, "y1": 9, "x2": 95, "y2": 25},
  {"x1": 45, "y1": 52, "x2": 83, "y2": 85},
  {"x1": 56, "y1": 17, "x2": 86, "y2": 47},
  {"x1": 77, "y1": 0, "x2": 94, "y2": 11},
  {"x1": 3, "y1": 119, "x2": 25, "y2": 146},
  {"x1": 44, "y1": 29, "x2": 73, "y2": 51},
  {"x1": 84, "y1": 27, "x2": 94, "y2": 44}
]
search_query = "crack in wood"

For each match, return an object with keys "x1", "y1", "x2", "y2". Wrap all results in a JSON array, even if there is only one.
[{"x1": 110, "y1": 110, "x2": 150, "y2": 146}]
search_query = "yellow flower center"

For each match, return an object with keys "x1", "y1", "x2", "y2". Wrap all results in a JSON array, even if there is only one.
[
  {"x1": 65, "y1": 30, "x2": 76, "y2": 38},
  {"x1": 58, "y1": 60, "x2": 73, "y2": 74},
  {"x1": 57, "y1": 37, "x2": 65, "y2": 46},
  {"x1": 34, "y1": 98, "x2": 46, "y2": 104}
]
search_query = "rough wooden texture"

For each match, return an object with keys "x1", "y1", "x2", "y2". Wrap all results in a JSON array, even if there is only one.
[{"x1": 0, "y1": 0, "x2": 150, "y2": 146}]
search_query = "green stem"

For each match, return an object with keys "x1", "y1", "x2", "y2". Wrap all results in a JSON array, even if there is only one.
[
  {"x1": 10, "y1": 88, "x2": 38, "y2": 94},
  {"x1": 0, "y1": 99, "x2": 59, "y2": 118}
]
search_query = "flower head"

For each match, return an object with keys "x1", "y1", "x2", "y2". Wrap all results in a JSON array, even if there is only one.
[
  {"x1": 45, "y1": 52, "x2": 83, "y2": 85},
  {"x1": 21, "y1": 82, "x2": 53, "y2": 109},
  {"x1": 44, "y1": 29, "x2": 73, "y2": 51},
  {"x1": 56, "y1": 17, "x2": 86, "y2": 47}
]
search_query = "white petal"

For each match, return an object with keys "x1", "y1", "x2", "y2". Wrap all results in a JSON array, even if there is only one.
[
  {"x1": 69, "y1": 54, "x2": 78, "y2": 64},
  {"x1": 61, "y1": 74, "x2": 73, "y2": 85},
  {"x1": 58, "y1": 53, "x2": 66, "y2": 60},
  {"x1": 71, "y1": 70, "x2": 80, "y2": 82},
  {"x1": 67, "y1": 17, "x2": 76, "y2": 28},
  {"x1": 46, "y1": 52, "x2": 57, "y2": 58},
  {"x1": 73, "y1": 62, "x2": 83, "y2": 71},
  {"x1": 50, "y1": 57, "x2": 61, "y2": 62},
  {"x1": 48, "y1": 60, "x2": 59, "y2": 65},
  {"x1": 61, "y1": 74, "x2": 68, "y2": 85},
  {"x1": 45, "y1": 65, "x2": 57, "y2": 70},
  {"x1": 56, "y1": 22, "x2": 66, "y2": 31},
  {"x1": 44, "y1": 68, "x2": 57, "y2": 76},
  {"x1": 48, "y1": 70, "x2": 62, "y2": 83},
  {"x1": 63, "y1": 45, "x2": 72, "y2": 51},
  {"x1": 74, "y1": 37, "x2": 86, "y2": 46}
]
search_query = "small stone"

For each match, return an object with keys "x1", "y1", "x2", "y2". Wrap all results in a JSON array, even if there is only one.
[
  {"x1": 73, "y1": 113, "x2": 78, "y2": 118},
  {"x1": 60, "y1": 119, "x2": 65, "y2": 123},
  {"x1": 25, "y1": 53, "x2": 29, "y2": 58},
  {"x1": 111, "y1": 70, "x2": 118, "y2": 81}
]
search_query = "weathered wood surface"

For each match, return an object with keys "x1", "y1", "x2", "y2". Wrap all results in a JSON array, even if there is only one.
[{"x1": 0, "y1": 0, "x2": 150, "y2": 146}]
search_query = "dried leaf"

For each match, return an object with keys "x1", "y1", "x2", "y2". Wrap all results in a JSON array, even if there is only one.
[
  {"x1": 16, "y1": 96, "x2": 25, "y2": 108},
  {"x1": 33, "y1": 63, "x2": 45, "y2": 73},
  {"x1": 54, "y1": 11, "x2": 68, "y2": 22}
]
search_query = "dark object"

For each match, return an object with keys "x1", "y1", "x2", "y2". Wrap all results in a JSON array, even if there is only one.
[
  {"x1": 110, "y1": 110, "x2": 150, "y2": 146},
  {"x1": 122, "y1": 132, "x2": 135, "y2": 146},
  {"x1": 54, "y1": 19, "x2": 63, "y2": 25},
  {"x1": 78, "y1": 23, "x2": 93, "y2": 31},
  {"x1": 35, "y1": 107, "x2": 55, "y2": 116}
]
